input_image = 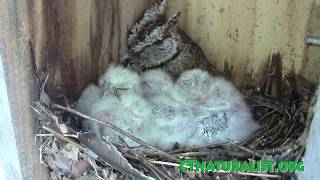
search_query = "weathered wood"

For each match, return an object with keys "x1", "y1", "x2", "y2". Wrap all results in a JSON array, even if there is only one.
[
  {"x1": 0, "y1": 0, "x2": 48, "y2": 179},
  {"x1": 26, "y1": 0, "x2": 320, "y2": 97},
  {"x1": 167, "y1": 0, "x2": 320, "y2": 88},
  {"x1": 303, "y1": 1, "x2": 320, "y2": 83},
  {"x1": 27, "y1": 0, "x2": 152, "y2": 99}
]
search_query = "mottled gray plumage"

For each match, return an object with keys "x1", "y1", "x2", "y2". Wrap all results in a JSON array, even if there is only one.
[
  {"x1": 131, "y1": 12, "x2": 180, "y2": 54},
  {"x1": 143, "y1": 94, "x2": 194, "y2": 150},
  {"x1": 175, "y1": 68, "x2": 212, "y2": 101},
  {"x1": 127, "y1": 0, "x2": 167, "y2": 48},
  {"x1": 75, "y1": 1, "x2": 259, "y2": 149},
  {"x1": 121, "y1": 0, "x2": 219, "y2": 78}
]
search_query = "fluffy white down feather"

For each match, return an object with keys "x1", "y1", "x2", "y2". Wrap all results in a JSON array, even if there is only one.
[
  {"x1": 175, "y1": 69, "x2": 213, "y2": 101},
  {"x1": 76, "y1": 68, "x2": 259, "y2": 150},
  {"x1": 143, "y1": 94, "x2": 178, "y2": 150},
  {"x1": 75, "y1": 84, "x2": 103, "y2": 132},
  {"x1": 98, "y1": 65, "x2": 141, "y2": 96},
  {"x1": 141, "y1": 69, "x2": 173, "y2": 98},
  {"x1": 144, "y1": 94, "x2": 195, "y2": 150},
  {"x1": 117, "y1": 93, "x2": 152, "y2": 146},
  {"x1": 76, "y1": 84, "x2": 103, "y2": 115},
  {"x1": 87, "y1": 93, "x2": 121, "y2": 138},
  {"x1": 187, "y1": 75, "x2": 260, "y2": 145}
]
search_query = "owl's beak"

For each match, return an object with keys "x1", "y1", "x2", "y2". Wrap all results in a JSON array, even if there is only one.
[
  {"x1": 114, "y1": 88, "x2": 130, "y2": 97},
  {"x1": 142, "y1": 82, "x2": 152, "y2": 89},
  {"x1": 102, "y1": 87, "x2": 114, "y2": 97}
]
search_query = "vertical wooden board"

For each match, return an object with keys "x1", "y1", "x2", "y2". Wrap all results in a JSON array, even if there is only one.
[
  {"x1": 302, "y1": 0, "x2": 320, "y2": 83},
  {"x1": 0, "y1": 0, "x2": 48, "y2": 179},
  {"x1": 167, "y1": 0, "x2": 320, "y2": 87},
  {"x1": 0, "y1": 54, "x2": 23, "y2": 180},
  {"x1": 27, "y1": 0, "x2": 152, "y2": 99}
]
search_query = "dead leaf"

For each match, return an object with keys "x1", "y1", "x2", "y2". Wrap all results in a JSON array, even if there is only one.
[{"x1": 79, "y1": 132, "x2": 155, "y2": 180}]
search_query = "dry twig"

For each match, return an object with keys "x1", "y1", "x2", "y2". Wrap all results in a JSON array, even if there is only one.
[{"x1": 51, "y1": 103, "x2": 180, "y2": 162}]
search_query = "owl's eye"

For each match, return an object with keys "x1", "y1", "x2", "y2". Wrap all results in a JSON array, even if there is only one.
[
  {"x1": 201, "y1": 80, "x2": 209, "y2": 89},
  {"x1": 182, "y1": 79, "x2": 192, "y2": 87},
  {"x1": 143, "y1": 82, "x2": 152, "y2": 89},
  {"x1": 159, "y1": 81, "x2": 166, "y2": 87},
  {"x1": 200, "y1": 80, "x2": 206, "y2": 86}
]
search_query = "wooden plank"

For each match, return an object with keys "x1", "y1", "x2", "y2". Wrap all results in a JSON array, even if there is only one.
[
  {"x1": 0, "y1": 51, "x2": 23, "y2": 180},
  {"x1": 27, "y1": 0, "x2": 320, "y2": 95},
  {"x1": 167, "y1": 0, "x2": 320, "y2": 88},
  {"x1": 0, "y1": 0, "x2": 48, "y2": 179},
  {"x1": 27, "y1": 0, "x2": 152, "y2": 99},
  {"x1": 302, "y1": 1, "x2": 320, "y2": 83}
]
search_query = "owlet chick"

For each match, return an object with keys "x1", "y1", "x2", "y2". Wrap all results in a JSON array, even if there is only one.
[
  {"x1": 117, "y1": 93, "x2": 152, "y2": 147},
  {"x1": 76, "y1": 84, "x2": 103, "y2": 115},
  {"x1": 98, "y1": 65, "x2": 142, "y2": 96},
  {"x1": 75, "y1": 84, "x2": 103, "y2": 131},
  {"x1": 174, "y1": 69, "x2": 259, "y2": 145},
  {"x1": 141, "y1": 69, "x2": 173, "y2": 98},
  {"x1": 87, "y1": 93, "x2": 121, "y2": 138},
  {"x1": 190, "y1": 76, "x2": 259, "y2": 145},
  {"x1": 174, "y1": 68, "x2": 213, "y2": 103},
  {"x1": 144, "y1": 93, "x2": 195, "y2": 150}
]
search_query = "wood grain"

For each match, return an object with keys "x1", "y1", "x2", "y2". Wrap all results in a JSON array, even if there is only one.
[
  {"x1": 0, "y1": 0, "x2": 48, "y2": 179},
  {"x1": 167, "y1": 0, "x2": 320, "y2": 88},
  {"x1": 27, "y1": 0, "x2": 152, "y2": 99},
  {"x1": 26, "y1": 0, "x2": 320, "y2": 96}
]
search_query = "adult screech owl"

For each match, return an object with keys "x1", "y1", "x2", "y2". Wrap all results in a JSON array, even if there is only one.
[{"x1": 120, "y1": 0, "x2": 219, "y2": 79}]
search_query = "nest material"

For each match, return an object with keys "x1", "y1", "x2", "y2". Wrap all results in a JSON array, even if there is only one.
[{"x1": 32, "y1": 68, "x2": 315, "y2": 180}]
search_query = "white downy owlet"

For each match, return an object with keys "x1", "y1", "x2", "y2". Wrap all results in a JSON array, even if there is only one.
[
  {"x1": 76, "y1": 84, "x2": 103, "y2": 115},
  {"x1": 141, "y1": 69, "x2": 205, "y2": 150},
  {"x1": 144, "y1": 94, "x2": 195, "y2": 150},
  {"x1": 98, "y1": 65, "x2": 142, "y2": 96},
  {"x1": 195, "y1": 76, "x2": 260, "y2": 143},
  {"x1": 87, "y1": 93, "x2": 121, "y2": 138},
  {"x1": 75, "y1": 84, "x2": 103, "y2": 131},
  {"x1": 87, "y1": 92, "x2": 152, "y2": 147},
  {"x1": 175, "y1": 69, "x2": 213, "y2": 102},
  {"x1": 175, "y1": 69, "x2": 259, "y2": 145},
  {"x1": 117, "y1": 93, "x2": 152, "y2": 147},
  {"x1": 141, "y1": 69, "x2": 173, "y2": 98}
]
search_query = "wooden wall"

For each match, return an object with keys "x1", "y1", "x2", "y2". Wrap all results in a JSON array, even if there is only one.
[
  {"x1": 0, "y1": 0, "x2": 48, "y2": 179},
  {"x1": 24, "y1": 0, "x2": 320, "y2": 97},
  {"x1": 167, "y1": 0, "x2": 320, "y2": 88},
  {"x1": 1, "y1": 0, "x2": 320, "y2": 179},
  {"x1": 27, "y1": 0, "x2": 153, "y2": 99}
]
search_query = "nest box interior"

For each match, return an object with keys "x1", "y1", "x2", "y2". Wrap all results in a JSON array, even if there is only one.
[{"x1": 1, "y1": 0, "x2": 320, "y2": 179}]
